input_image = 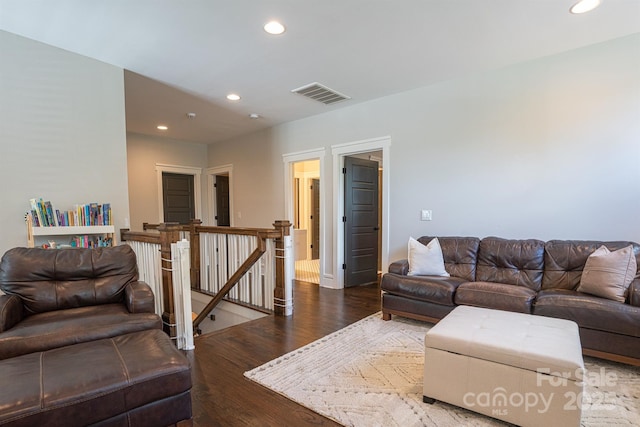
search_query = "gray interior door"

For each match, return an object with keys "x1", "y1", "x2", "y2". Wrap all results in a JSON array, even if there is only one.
[
  {"x1": 215, "y1": 175, "x2": 230, "y2": 226},
  {"x1": 162, "y1": 172, "x2": 195, "y2": 224},
  {"x1": 344, "y1": 156, "x2": 379, "y2": 287},
  {"x1": 311, "y1": 178, "x2": 320, "y2": 260}
]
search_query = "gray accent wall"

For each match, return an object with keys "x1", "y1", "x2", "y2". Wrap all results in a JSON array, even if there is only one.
[
  {"x1": 207, "y1": 34, "x2": 640, "y2": 282},
  {"x1": 0, "y1": 31, "x2": 129, "y2": 255}
]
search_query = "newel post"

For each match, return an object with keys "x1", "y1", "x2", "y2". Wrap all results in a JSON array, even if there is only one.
[
  {"x1": 158, "y1": 222, "x2": 182, "y2": 338},
  {"x1": 273, "y1": 220, "x2": 292, "y2": 316},
  {"x1": 189, "y1": 219, "x2": 202, "y2": 291}
]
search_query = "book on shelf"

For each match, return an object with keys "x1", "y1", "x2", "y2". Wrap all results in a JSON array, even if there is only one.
[
  {"x1": 70, "y1": 235, "x2": 113, "y2": 248},
  {"x1": 28, "y1": 198, "x2": 113, "y2": 227}
]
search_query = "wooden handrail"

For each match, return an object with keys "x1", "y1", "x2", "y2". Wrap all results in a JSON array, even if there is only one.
[
  {"x1": 140, "y1": 222, "x2": 281, "y2": 238},
  {"x1": 121, "y1": 219, "x2": 292, "y2": 338},
  {"x1": 120, "y1": 229, "x2": 161, "y2": 244}
]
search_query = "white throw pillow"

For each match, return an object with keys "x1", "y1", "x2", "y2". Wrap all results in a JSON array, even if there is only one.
[
  {"x1": 407, "y1": 237, "x2": 450, "y2": 277},
  {"x1": 577, "y1": 245, "x2": 637, "y2": 302}
]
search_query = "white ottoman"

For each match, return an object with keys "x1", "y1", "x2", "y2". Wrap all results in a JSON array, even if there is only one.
[{"x1": 423, "y1": 306, "x2": 584, "y2": 427}]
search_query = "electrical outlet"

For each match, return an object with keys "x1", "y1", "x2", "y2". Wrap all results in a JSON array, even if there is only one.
[{"x1": 420, "y1": 210, "x2": 432, "y2": 221}]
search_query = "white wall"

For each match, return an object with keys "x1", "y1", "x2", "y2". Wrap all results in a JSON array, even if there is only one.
[
  {"x1": 0, "y1": 31, "x2": 130, "y2": 255},
  {"x1": 207, "y1": 129, "x2": 287, "y2": 228},
  {"x1": 208, "y1": 34, "x2": 640, "y2": 286},
  {"x1": 126, "y1": 132, "x2": 208, "y2": 230}
]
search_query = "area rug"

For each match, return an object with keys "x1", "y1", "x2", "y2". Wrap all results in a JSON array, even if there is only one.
[{"x1": 244, "y1": 313, "x2": 640, "y2": 427}]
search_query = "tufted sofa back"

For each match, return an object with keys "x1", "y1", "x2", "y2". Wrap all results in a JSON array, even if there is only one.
[
  {"x1": 0, "y1": 245, "x2": 139, "y2": 315},
  {"x1": 542, "y1": 240, "x2": 640, "y2": 291},
  {"x1": 475, "y1": 237, "x2": 546, "y2": 291},
  {"x1": 418, "y1": 236, "x2": 480, "y2": 281}
]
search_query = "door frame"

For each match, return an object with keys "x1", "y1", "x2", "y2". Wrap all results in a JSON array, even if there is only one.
[
  {"x1": 331, "y1": 136, "x2": 391, "y2": 289},
  {"x1": 207, "y1": 164, "x2": 234, "y2": 227},
  {"x1": 156, "y1": 163, "x2": 202, "y2": 223},
  {"x1": 283, "y1": 148, "x2": 326, "y2": 286}
]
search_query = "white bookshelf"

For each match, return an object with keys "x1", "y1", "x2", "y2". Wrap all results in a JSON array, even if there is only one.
[
  {"x1": 27, "y1": 219, "x2": 116, "y2": 248},
  {"x1": 31, "y1": 225, "x2": 115, "y2": 236}
]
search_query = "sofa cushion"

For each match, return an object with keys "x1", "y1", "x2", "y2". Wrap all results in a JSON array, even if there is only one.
[
  {"x1": 0, "y1": 246, "x2": 139, "y2": 315},
  {"x1": 417, "y1": 236, "x2": 480, "y2": 281},
  {"x1": 577, "y1": 245, "x2": 637, "y2": 302},
  {"x1": 534, "y1": 289, "x2": 640, "y2": 337},
  {"x1": 476, "y1": 237, "x2": 545, "y2": 291},
  {"x1": 454, "y1": 281, "x2": 537, "y2": 313},
  {"x1": 408, "y1": 237, "x2": 449, "y2": 277},
  {"x1": 0, "y1": 304, "x2": 161, "y2": 360},
  {"x1": 542, "y1": 240, "x2": 640, "y2": 291},
  {"x1": 381, "y1": 273, "x2": 466, "y2": 306}
]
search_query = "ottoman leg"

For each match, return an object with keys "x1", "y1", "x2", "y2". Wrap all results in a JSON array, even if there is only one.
[{"x1": 423, "y1": 396, "x2": 435, "y2": 404}]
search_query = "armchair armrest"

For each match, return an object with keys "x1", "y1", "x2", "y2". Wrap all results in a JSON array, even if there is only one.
[
  {"x1": 0, "y1": 294, "x2": 23, "y2": 332},
  {"x1": 125, "y1": 281, "x2": 156, "y2": 314},
  {"x1": 388, "y1": 259, "x2": 409, "y2": 275},
  {"x1": 628, "y1": 279, "x2": 640, "y2": 307}
]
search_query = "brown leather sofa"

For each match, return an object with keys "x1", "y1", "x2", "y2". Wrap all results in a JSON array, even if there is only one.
[
  {"x1": 0, "y1": 245, "x2": 192, "y2": 426},
  {"x1": 381, "y1": 236, "x2": 640, "y2": 365}
]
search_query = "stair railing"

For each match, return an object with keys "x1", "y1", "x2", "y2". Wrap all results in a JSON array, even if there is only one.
[{"x1": 121, "y1": 219, "x2": 292, "y2": 338}]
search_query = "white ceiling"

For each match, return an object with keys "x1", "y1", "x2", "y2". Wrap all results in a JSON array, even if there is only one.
[{"x1": 1, "y1": 0, "x2": 639, "y2": 144}]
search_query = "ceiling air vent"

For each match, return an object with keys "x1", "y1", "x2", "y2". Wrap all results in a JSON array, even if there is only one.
[{"x1": 291, "y1": 82, "x2": 351, "y2": 105}]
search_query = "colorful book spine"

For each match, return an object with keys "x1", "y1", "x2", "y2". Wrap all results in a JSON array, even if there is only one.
[{"x1": 28, "y1": 199, "x2": 113, "y2": 228}]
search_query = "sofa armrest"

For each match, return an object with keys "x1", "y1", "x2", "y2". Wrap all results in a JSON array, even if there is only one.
[
  {"x1": 388, "y1": 259, "x2": 409, "y2": 275},
  {"x1": 125, "y1": 281, "x2": 156, "y2": 314},
  {"x1": 628, "y1": 279, "x2": 640, "y2": 307},
  {"x1": 0, "y1": 294, "x2": 23, "y2": 332}
]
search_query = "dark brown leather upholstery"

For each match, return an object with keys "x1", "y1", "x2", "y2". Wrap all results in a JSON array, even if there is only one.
[
  {"x1": 0, "y1": 329, "x2": 192, "y2": 427},
  {"x1": 381, "y1": 236, "x2": 640, "y2": 364},
  {"x1": 418, "y1": 236, "x2": 480, "y2": 281},
  {"x1": 388, "y1": 259, "x2": 409, "y2": 275},
  {"x1": 0, "y1": 295, "x2": 22, "y2": 332},
  {"x1": 455, "y1": 281, "x2": 537, "y2": 313},
  {"x1": 629, "y1": 281, "x2": 640, "y2": 307},
  {"x1": 0, "y1": 245, "x2": 139, "y2": 314},
  {"x1": 382, "y1": 293, "x2": 455, "y2": 321},
  {"x1": 0, "y1": 303, "x2": 161, "y2": 360},
  {"x1": 534, "y1": 289, "x2": 640, "y2": 337},
  {"x1": 381, "y1": 273, "x2": 466, "y2": 306},
  {"x1": 542, "y1": 240, "x2": 640, "y2": 291},
  {"x1": 476, "y1": 237, "x2": 545, "y2": 291},
  {"x1": 0, "y1": 246, "x2": 161, "y2": 360}
]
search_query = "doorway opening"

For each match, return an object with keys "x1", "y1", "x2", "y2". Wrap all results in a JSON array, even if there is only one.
[
  {"x1": 207, "y1": 164, "x2": 234, "y2": 227},
  {"x1": 292, "y1": 159, "x2": 321, "y2": 284},
  {"x1": 332, "y1": 136, "x2": 390, "y2": 289}
]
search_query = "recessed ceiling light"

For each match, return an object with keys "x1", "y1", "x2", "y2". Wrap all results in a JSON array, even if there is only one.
[
  {"x1": 226, "y1": 93, "x2": 241, "y2": 101},
  {"x1": 264, "y1": 21, "x2": 285, "y2": 35},
  {"x1": 570, "y1": 0, "x2": 601, "y2": 14},
  {"x1": 249, "y1": 113, "x2": 260, "y2": 119},
  {"x1": 157, "y1": 125, "x2": 168, "y2": 130}
]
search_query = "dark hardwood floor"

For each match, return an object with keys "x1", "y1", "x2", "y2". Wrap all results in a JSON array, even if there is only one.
[{"x1": 186, "y1": 280, "x2": 382, "y2": 427}]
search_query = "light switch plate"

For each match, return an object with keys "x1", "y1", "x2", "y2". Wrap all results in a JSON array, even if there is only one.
[{"x1": 421, "y1": 210, "x2": 432, "y2": 221}]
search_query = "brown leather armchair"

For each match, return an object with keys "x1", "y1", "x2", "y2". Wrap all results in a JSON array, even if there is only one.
[{"x1": 0, "y1": 245, "x2": 162, "y2": 360}]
